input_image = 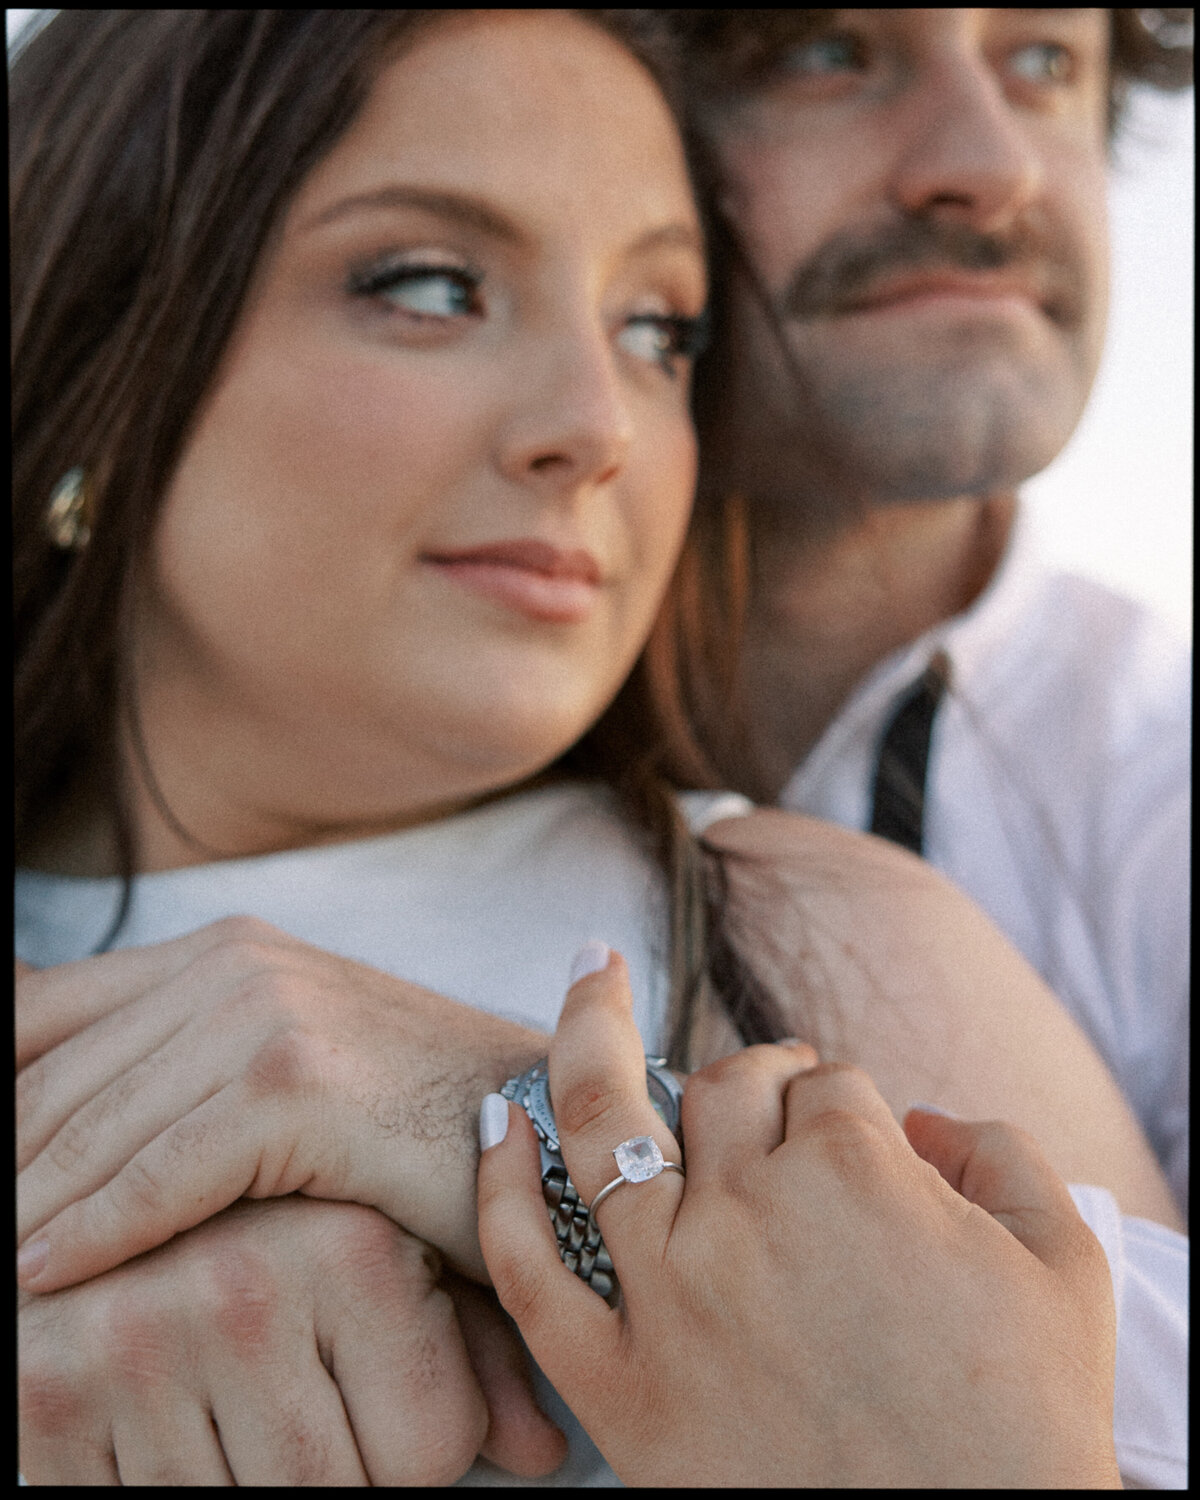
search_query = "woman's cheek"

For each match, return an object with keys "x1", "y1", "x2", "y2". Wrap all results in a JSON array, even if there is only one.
[{"x1": 632, "y1": 409, "x2": 698, "y2": 588}]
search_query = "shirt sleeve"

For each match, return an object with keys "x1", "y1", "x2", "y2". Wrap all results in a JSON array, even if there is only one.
[{"x1": 1068, "y1": 1184, "x2": 1188, "y2": 1490}]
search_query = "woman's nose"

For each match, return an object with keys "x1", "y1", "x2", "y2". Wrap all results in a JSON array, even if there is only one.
[{"x1": 495, "y1": 323, "x2": 634, "y2": 496}]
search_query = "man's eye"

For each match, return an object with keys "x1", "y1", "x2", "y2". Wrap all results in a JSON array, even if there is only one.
[
  {"x1": 617, "y1": 313, "x2": 710, "y2": 378},
  {"x1": 1008, "y1": 41, "x2": 1075, "y2": 85},
  {"x1": 349, "y1": 264, "x2": 483, "y2": 319},
  {"x1": 774, "y1": 32, "x2": 868, "y2": 78}
]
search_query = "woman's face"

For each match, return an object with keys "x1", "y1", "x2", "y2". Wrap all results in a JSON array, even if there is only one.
[{"x1": 133, "y1": 11, "x2": 705, "y2": 859}]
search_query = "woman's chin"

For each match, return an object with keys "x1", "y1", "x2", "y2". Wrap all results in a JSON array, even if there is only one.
[
  {"x1": 442, "y1": 704, "x2": 602, "y2": 783},
  {"x1": 410, "y1": 666, "x2": 622, "y2": 772}
]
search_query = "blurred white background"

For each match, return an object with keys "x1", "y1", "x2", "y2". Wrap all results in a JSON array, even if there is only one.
[
  {"x1": 8, "y1": 9, "x2": 1193, "y2": 636},
  {"x1": 1023, "y1": 82, "x2": 1193, "y2": 639}
]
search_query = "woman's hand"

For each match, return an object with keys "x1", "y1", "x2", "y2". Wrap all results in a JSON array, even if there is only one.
[
  {"x1": 18, "y1": 1195, "x2": 567, "y2": 1484},
  {"x1": 476, "y1": 950, "x2": 1122, "y2": 1488},
  {"x1": 17, "y1": 919, "x2": 547, "y2": 1290}
]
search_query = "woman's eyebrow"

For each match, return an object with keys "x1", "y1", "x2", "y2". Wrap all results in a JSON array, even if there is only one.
[
  {"x1": 300, "y1": 184, "x2": 703, "y2": 259},
  {"x1": 301, "y1": 185, "x2": 526, "y2": 242}
]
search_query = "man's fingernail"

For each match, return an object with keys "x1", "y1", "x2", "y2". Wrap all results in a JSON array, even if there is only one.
[
  {"x1": 907, "y1": 1100, "x2": 958, "y2": 1119},
  {"x1": 480, "y1": 1094, "x2": 511, "y2": 1153},
  {"x1": 17, "y1": 1238, "x2": 48, "y2": 1284},
  {"x1": 568, "y1": 940, "x2": 611, "y2": 987}
]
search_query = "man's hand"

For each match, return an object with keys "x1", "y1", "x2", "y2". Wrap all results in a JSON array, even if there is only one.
[
  {"x1": 17, "y1": 919, "x2": 547, "y2": 1290},
  {"x1": 477, "y1": 951, "x2": 1122, "y2": 1488},
  {"x1": 18, "y1": 1195, "x2": 566, "y2": 1484}
]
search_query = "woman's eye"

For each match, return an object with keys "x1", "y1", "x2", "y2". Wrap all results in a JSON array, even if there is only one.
[
  {"x1": 349, "y1": 262, "x2": 483, "y2": 320},
  {"x1": 1008, "y1": 41, "x2": 1075, "y2": 85},
  {"x1": 617, "y1": 313, "x2": 710, "y2": 378}
]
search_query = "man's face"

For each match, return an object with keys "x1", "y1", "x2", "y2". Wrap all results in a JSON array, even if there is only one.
[{"x1": 702, "y1": 9, "x2": 1112, "y2": 516}]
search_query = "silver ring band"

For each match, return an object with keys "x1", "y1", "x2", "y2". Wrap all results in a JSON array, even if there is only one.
[{"x1": 588, "y1": 1134, "x2": 685, "y2": 1226}]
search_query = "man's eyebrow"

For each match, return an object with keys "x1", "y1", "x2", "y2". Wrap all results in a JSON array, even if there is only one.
[{"x1": 301, "y1": 184, "x2": 703, "y2": 259}]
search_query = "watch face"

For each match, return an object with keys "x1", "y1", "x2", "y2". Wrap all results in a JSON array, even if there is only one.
[{"x1": 526, "y1": 1075, "x2": 559, "y2": 1151}]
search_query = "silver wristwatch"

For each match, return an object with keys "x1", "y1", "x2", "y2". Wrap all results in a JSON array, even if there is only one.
[{"x1": 500, "y1": 1055, "x2": 684, "y2": 1305}]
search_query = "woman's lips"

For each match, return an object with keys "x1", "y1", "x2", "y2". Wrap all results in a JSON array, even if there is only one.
[{"x1": 422, "y1": 539, "x2": 602, "y2": 625}]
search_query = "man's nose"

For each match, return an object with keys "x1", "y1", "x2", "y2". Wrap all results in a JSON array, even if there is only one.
[{"x1": 888, "y1": 52, "x2": 1045, "y2": 234}]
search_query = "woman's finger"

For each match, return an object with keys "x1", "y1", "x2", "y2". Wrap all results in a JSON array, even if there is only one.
[
  {"x1": 546, "y1": 947, "x2": 683, "y2": 1265},
  {"x1": 903, "y1": 1107, "x2": 1107, "y2": 1275},
  {"x1": 679, "y1": 1040, "x2": 819, "y2": 1190},
  {"x1": 780, "y1": 1061, "x2": 913, "y2": 1152},
  {"x1": 476, "y1": 1097, "x2": 617, "y2": 1392}
]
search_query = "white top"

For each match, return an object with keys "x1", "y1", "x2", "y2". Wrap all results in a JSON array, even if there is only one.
[
  {"x1": 780, "y1": 506, "x2": 1191, "y2": 1217},
  {"x1": 15, "y1": 781, "x2": 1186, "y2": 1487}
]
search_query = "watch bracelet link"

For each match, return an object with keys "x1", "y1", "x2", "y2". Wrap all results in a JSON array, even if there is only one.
[
  {"x1": 541, "y1": 1162, "x2": 618, "y2": 1305},
  {"x1": 499, "y1": 1060, "x2": 622, "y2": 1305}
]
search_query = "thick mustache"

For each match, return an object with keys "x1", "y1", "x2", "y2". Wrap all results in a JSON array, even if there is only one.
[{"x1": 781, "y1": 217, "x2": 1084, "y2": 327}]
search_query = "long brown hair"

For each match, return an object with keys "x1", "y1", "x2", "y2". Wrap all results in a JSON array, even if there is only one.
[{"x1": 11, "y1": 9, "x2": 786, "y2": 1066}]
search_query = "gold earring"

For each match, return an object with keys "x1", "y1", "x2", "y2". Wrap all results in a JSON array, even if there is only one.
[{"x1": 45, "y1": 467, "x2": 93, "y2": 551}]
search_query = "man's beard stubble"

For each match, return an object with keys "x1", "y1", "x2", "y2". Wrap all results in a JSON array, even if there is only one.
[{"x1": 710, "y1": 209, "x2": 1096, "y2": 542}]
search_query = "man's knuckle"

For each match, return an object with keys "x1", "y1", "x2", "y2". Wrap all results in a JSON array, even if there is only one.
[
  {"x1": 109, "y1": 1152, "x2": 171, "y2": 1220},
  {"x1": 15, "y1": 1059, "x2": 47, "y2": 1129},
  {"x1": 205, "y1": 913, "x2": 280, "y2": 950},
  {"x1": 102, "y1": 1294, "x2": 179, "y2": 1389},
  {"x1": 243, "y1": 1026, "x2": 325, "y2": 1100},
  {"x1": 265, "y1": 1412, "x2": 342, "y2": 1485},
  {"x1": 197, "y1": 1246, "x2": 280, "y2": 1356},
  {"x1": 332, "y1": 1206, "x2": 436, "y2": 1292},
  {"x1": 194, "y1": 920, "x2": 303, "y2": 1004},
  {"x1": 44, "y1": 1110, "x2": 99, "y2": 1176},
  {"x1": 18, "y1": 1352, "x2": 87, "y2": 1437}
]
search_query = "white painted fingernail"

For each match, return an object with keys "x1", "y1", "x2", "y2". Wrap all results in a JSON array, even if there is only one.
[
  {"x1": 907, "y1": 1100, "x2": 958, "y2": 1119},
  {"x1": 479, "y1": 1093, "x2": 510, "y2": 1152},
  {"x1": 569, "y1": 940, "x2": 611, "y2": 987}
]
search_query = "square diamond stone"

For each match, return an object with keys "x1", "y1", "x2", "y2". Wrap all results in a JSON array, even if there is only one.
[{"x1": 613, "y1": 1135, "x2": 664, "y2": 1183}]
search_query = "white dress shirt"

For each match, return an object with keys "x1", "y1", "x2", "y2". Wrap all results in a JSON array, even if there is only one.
[{"x1": 779, "y1": 506, "x2": 1189, "y2": 1487}]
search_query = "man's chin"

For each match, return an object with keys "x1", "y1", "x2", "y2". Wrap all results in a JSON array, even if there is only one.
[{"x1": 793, "y1": 366, "x2": 1082, "y2": 499}]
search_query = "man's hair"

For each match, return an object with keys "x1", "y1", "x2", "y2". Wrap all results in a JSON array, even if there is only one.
[{"x1": 672, "y1": 9, "x2": 1194, "y2": 137}]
